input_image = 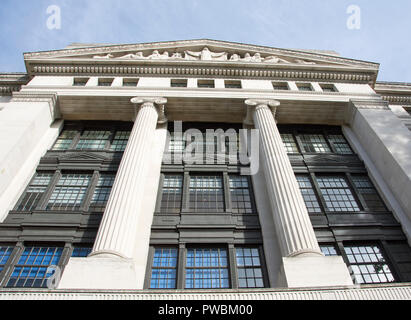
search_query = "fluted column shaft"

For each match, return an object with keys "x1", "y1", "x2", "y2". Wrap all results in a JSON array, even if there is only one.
[
  {"x1": 246, "y1": 99, "x2": 322, "y2": 258},
  {"x1": 91, "y1": 97, "x2": 167, "y2": 259}
]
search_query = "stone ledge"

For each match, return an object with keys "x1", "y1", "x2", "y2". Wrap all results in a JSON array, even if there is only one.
[{"x1": 0, "y1": 283, "x2": 410, "y2": 300}]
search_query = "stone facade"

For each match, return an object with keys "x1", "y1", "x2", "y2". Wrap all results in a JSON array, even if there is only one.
[{"x1": 0, "y1": 39, "x2": 410, "y2": 299}]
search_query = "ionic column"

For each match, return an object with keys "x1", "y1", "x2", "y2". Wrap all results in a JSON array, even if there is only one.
[
  {"x1": 245, "y1": 99, "x2": 322, "y2": 258},
  {"x1": 91, "y1": 97, "x2": 167, "y2": 259}
]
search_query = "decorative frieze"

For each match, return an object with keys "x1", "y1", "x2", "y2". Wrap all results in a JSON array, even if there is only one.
[{"x1": 29, "y1": 64, "x2": 375, "y2": 84}]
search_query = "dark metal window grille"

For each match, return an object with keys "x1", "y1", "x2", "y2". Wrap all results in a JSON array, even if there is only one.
[
  {"x1": 110, "y1": 131, "x2": 130, "y2": 152},
  {"x1": 328, "y1": 134, "x2": 353, "y2": 155},
  {"x1": 14, "y1": 173, "x2": 53, "y2": 211},
  {"x1": 171, "y1": 80, "x2": 188, "y2": 87},
  {"x1": 344, "y1": 244, "x2": 395, "y2": 284},
  {"x1": 89, "y1": 174, "x2": 116, "y2": 211},
  {"x1": 280, "y1": 133, "x2": 299, "y2": 153},
  {"x1": 229, "y1": 175, "x2": 255, "y2": 214},
  {"x1": 300, "y1": 134, "x2": 331, "y2": 153},
  {"x1": 71, "y1": 247, "x2": 92, "y2": 257},
  {"x1": 150, "y1": 248, "x2": 178, "y2": 289},
  {"x1": 351, "y1": 175, "x2": 387, "y2": 212},
  {"x1": 185, "y1": 248, "x2": 229, "y2": 289},
  {"x1": 6, "y1": 247, "x2": 63, "y2": 288},
  {"x1": 0, "y1": 246, "x2": 13, "y2": 273},
  {"x1": 52, "y1": 130, "x2": 77, "y2": 150},
  {"x1": 75, "y1": 130, "x2": 110, "y2": 150},
  {"x1": 296, "y1": 175, "x2": 322, "y2": 214},
  {"x1": 317, "y1": 176, "x2": 360, "y2": 212},
  {"x1": 236, "y1": 247, "x2": 264, "y2": 288},
  {"x1": 46, "y1": 174, "x2": 92, "y2": 211},
  {"x1": 189, "y1": 175, "x2": 225, "y2": 212},
  {"x1": 160, "y1": 175, "x2": 183, "y2": 213}
]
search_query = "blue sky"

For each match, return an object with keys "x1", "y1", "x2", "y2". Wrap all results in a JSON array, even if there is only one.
[{"x1": 0, "y1": 0, "x2": 410, "y2": 82}]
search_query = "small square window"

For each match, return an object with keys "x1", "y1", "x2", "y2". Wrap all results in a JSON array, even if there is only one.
[
  {"x1": 98, "y1": 78, "x2": 114, "y2": 87},
  {"x1": 123, "y1": 78, "x2": 139, "y2": 87},
  {"x1": 73, "y1": 78, "x2": 89, "y2": 86},
  {"x1": 225, "y1": 80, "x2": 242, "y2": 89},
  {"x1": 198, "y1": 80, "x2": 215, "y2": 88},
  {"x1": 297, "y1": 83, "x2": 313, "y2": 91},
  {"x1": 171, "y1": 79, "x2": 188, "y2": 88},
  {"x1": 321, "y1": 84, "x2": 337, "y2": 92},
  {"x1": 272, "y1": 82, "x2": 289, "y2": 90}
]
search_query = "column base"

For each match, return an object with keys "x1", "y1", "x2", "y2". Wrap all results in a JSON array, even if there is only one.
[
  {"x1": 58, "y1": 256, "x2": 139, "y2": 290},
  {"x1": 278, "y1": 256, "x2": 353, "y2": 288}
]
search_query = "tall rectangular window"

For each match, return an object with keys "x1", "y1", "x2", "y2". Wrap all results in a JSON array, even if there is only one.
[
  {"x1": 185, "y1": 248, "x2": 229, "y2": 289},
  {"x1": 47, "y1": 174, "x2": 92, "y2": 211},
  {"x1": 300, "y1": 134, "x2": 331, "y2": 153},
  {"x1": 0, "y1": 246, "x2": 13, "y2": 273},
  {"x1": 344, "y1": 244, "x2": 395, "y2": 284},
  {"x1": 89, "y1": 174, "x2": 116, "y2": 211},
  {"x1": 160, "y1": 175, "x2": 183, "y2": 213},
  {"x1": 150, "y1": 248, "x2": 178, "y2": 289},
  {"x1": 6, "y1": 246, "x2": 63, "y2": 288},
  {"x1": 15, "y1": 173, "x2": 53, "y2": 211},
  {"x1": 229, "y1": 175, "x2": 255, "y2": 214},
  {"x1": 328, "y1": 134, "x2": 353, "y2": 155},
  {"x1": 351, "y1": 175, "x2": 387, "y2": 212},
  {"x1": 280, "y1": 133, "x2": 299, "y2": 153},
  {"x1": 110, "y1": 131, "x2": 130, "y2": 152},
  {"x1": 189, "y1": 175, "x2": 224, "y2": 212},
  {"x1": 52, "y1": 130, "x2": 77, "y2": 150},
  {"x1": 317, "y1": 176, "x2": 360, "y2": 212},
  {"x1": 236, "y1": 247, "x2": 264, "y2": 288},
  {"x1": 296, "y1": 175, "x2": 322, "y2": 213},
  {"x1": 76, "y1": 130, "x2": 110, "y2": 150}
]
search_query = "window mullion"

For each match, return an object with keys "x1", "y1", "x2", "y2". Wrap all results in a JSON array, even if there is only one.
[
  {"x1": 344, "y1": 173, "x2": 365, "y2": 212},
  {"x1": 81, "y1": 171, "x2": 100, "y2": 211},
  {"x1": 325, "y1": 131, "x2": 338, "y2": 154},
  {"x1": 309, "y1": 173, "x2": 328, "y2": 214},
  {"x1": 181, "y1": 172, "x2": 190, "y2": 213},
  {"x1": 177, "y1": 243, "x2": 186, "y2": 289},
  {"x1": 223, "y1": 172, "x2": 232, "y2": 213},
  {"x1": 37, "y1": 171, "x2": 62, "y2": 211},
  {"x1": 228, "y1": 244, "x2": 238, "y2": 289},
  {"x1": 0, "y1": 242, "x2": 23, "y2": 288}
]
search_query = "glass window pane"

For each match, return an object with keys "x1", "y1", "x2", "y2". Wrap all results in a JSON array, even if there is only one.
[
  {"x1": 296, "y1": 175, "x2": 322, "y2": 214},
  {"x1": 15, "y1": 173, "x2": 53, "y2": 211},
  {"x1": 189, "y1": 176, "x2": 224, "y2": 213},
  {"x1": 229, "y1": 175, "x2": 255, "y2": 214},
  {"x1": 300, "y1": 134, "x2": 330, "y2": 153},
  {"x1": 344, "y1": 244, "x2": 395, "y2": 285},
  {"x1": 150, "y1": 248, "x2": 178, "y2": 289},
  {"x1": 6, "y1": 246, "x2": 63, "y2": 288},
  {"x1": 317, "y1": 176, "x2": 360, "y2": 212},
  {"x1": 185, "y1": 248, "x2": 229, "y2": 289},
  {"x1": 236, "y1": 247, "x2": 265, "y2": 288}
]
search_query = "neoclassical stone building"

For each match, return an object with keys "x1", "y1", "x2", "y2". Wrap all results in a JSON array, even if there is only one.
[{"x1": 0, "y1": 39, "x2": 411, "y2": 300}]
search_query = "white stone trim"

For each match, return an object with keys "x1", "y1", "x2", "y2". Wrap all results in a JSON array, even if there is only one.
[{"x1": 0, "y1": 284, "x2": 410, "y2": 300}]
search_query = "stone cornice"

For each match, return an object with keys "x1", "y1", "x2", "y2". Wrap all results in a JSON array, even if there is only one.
[
  {"x1": 26, "y1": 63, "x2": 376, "y2": 84},
  {"x1": 0, "y1": 73, "x2": 29, "y2": 96},
  {"x1": 349, "y1": 99, "x2": 390, "y2": 110}
]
